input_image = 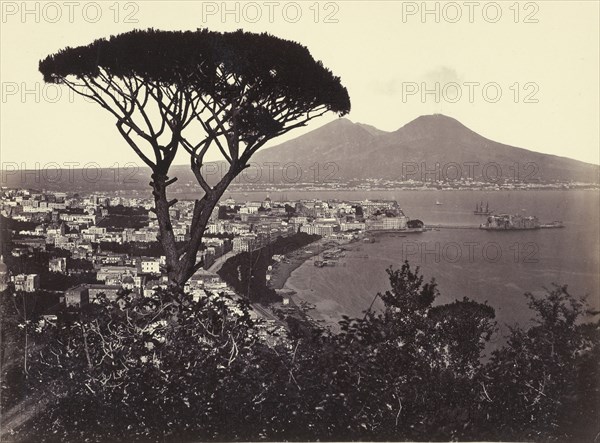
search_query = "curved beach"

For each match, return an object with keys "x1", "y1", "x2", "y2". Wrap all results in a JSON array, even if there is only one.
[{"x1": 280, "y1": 239, "x2": 387, "y2": 330}]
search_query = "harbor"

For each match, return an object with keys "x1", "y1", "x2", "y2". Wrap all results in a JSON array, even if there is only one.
[
  {"x1": 425, "y1": 221, "x2": 565, "y2": 230},
  {"x1": 277, "y1": 190, "x2": 596, "y2": 336},
  {"x1": 263, "y1": 192, "x2": 589, "y2": 333}
]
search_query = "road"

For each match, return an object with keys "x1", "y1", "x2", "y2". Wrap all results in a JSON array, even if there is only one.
[
  {"x1": 204, "y1": 250, "x2": 287, "y2": 326},
  {"x1": 250, "y1": 302, "x2": 283, "y2": 323},
  {"x1": 207, "y1": 251, "x2": 237, "y2": 273}
]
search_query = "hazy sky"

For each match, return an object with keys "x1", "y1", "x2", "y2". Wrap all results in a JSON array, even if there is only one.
[{"x1": 1, "y1": 0, "x2": 598, "y2": 169}]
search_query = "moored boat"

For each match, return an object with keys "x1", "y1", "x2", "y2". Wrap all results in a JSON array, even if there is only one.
[
  {"x1": 540, "y1": 221, "x2": 565, "y2": 229},
  {"x1": 474, "y1": 201, "x2": 493, "y2": 215}
]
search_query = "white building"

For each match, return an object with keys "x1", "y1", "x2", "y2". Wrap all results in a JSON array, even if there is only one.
[
  {"x1": 12, "y1": 274, "x2": 40, "y2": 292},
  {"x1": 383, "y1": 216, "x2": 408, "y2": 230},
  {"x1": 300, "y1": 223, "x2": 337, "y2": 237},
  {"x1": 140, "y1": 258, "x2": 161, "y2": 274},
  {"x1": 49, "y1": 257, "x2": 67, "y2": 274},
  {"x1": 340, "y1": 222, "x2": 366, "y2": 231},
  {"x1": 233, "y1": 234, "x2": 257, "y2": 252},
  {"x1": 240, "y1": 206, "x2": 258, "y2": 214}
]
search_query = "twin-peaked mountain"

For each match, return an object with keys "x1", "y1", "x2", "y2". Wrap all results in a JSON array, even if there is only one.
[
  {"x1": 3, "y1": 114, "x2": 598, "y2": 191},
  {"x1": 250, "y1": 114, "x2": 599, "y2": 184}
]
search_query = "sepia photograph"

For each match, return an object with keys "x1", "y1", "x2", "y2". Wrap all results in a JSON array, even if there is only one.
[{"x1": 0, "y1": 1, "x2": 598, "y2": 441}]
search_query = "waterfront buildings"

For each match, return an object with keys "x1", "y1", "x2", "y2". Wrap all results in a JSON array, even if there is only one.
[
  {"x1": 481, "y1": 214, "x2": 540, "y2": 230},
  {"x1": 1, "y1": 187, "x2": 418, "y2": 314}
]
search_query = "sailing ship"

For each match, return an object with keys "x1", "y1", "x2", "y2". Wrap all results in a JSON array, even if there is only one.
[{"x1": 474, "y1": 201, "x2": 493, "y2": 215}]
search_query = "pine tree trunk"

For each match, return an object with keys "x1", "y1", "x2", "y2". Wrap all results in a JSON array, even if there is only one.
[{"x1": 152, "y1": 167, "x2": 240, "y2": 291}]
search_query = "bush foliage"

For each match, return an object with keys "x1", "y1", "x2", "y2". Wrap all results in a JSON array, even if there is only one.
[{"x1": 1, "y1": 262, "x2": 598, "y2": 441}]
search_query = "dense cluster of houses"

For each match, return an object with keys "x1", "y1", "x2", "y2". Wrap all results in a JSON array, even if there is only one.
[{"x1": 1, "y1": 188, "x2": 412, "y2": 309}]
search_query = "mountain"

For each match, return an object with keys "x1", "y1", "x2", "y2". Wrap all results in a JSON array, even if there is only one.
[
  {"x1": 355, "y1": 122, "x2": 390, "y2": 138},
  {"x1": 2, "y1": 114, "x2": 598, "y2": 192},
  {"x1": 251, "y1": 117, "x2": 379, "y2": 177},
  {"x1": 252, "y1": 114, "x2": 600, "y2": 184}
]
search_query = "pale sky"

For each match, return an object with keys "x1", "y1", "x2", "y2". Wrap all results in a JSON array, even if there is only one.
[{"x1": 1, "y1": 0, "x2": 599, "y2": 169}]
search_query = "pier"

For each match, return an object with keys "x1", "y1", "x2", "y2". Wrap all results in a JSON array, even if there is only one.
[
  {"x1": 424, "y1": 223, "x2": 565, "y2": 230},
  {"x1": 425, "y1": 224, "x2": 481, "y2": 230}
]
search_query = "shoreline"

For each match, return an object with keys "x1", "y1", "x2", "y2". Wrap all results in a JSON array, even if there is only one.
[
  {"x1": 269, "y1": 237, "x2": 355, "y2": 292},
  {"x1": 271, "y1": 236, "x2": 371, "y2": 331},
  {"x1": 274, "y1": 230, "x2": 437, "y2": 329}
]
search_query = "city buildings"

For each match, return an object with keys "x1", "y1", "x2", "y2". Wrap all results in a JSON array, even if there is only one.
[
  {"x1": 11, "y1": 274, "x2": 40, "y2": 292},
  {"x1": 1, "y1": 187, "x2": 418, "y2": 315}
]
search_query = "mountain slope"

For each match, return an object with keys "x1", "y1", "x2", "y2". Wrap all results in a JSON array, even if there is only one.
[
  {"x1": 3, "y1": 114, "x2": 597, "y2": 191},
  {"x1": 252, "y1": 118, "x2": 378, "y2": 167},
  {"x1": 252, "y1": 114, "x2": 599, "y2": 184}
]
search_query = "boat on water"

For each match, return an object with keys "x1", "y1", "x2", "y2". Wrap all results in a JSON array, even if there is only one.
[
  {"x1": 435, "y1": 200, "x2": 443, "y2": 205},
  {"x1": 474, "y1": 201, "x2": 493, "y2": 215},
  {"x1": 323, "y1": 249, "x2": 345, "y2": 260},
  {"x1": 540, "y1": 221, "x2": 565, "y2": 229},
  {"x1": 314, "y1": 260, "x2": 336, "y2": 267}
]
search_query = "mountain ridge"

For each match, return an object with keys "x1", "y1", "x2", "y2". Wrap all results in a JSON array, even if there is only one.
[
  {"x1": 2, "y1": 114, "x2": 598, "y2": 191},
  {"x1": 251, "y1": 114, "x2": 599, "y2": 183}
]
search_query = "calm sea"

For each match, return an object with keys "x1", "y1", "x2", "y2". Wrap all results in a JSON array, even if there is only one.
[
  {"x1": 145, "y1": 188, "x2": 599, "y2": 333},
  {"x1": 265, "y1": 190, "x2": 600, "y2": 337}
]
